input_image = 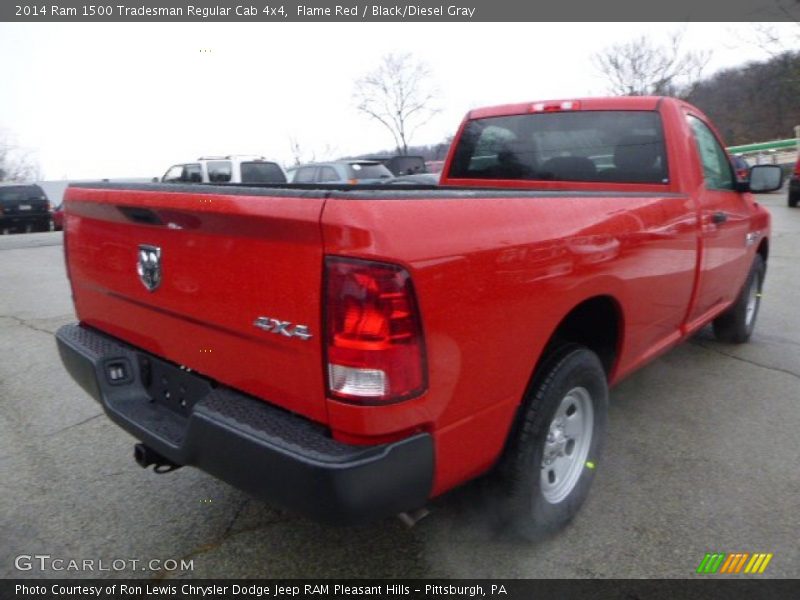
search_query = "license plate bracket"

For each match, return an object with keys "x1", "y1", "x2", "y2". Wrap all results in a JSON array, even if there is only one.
[{"x1": 139, "y1": 354, "x2": 213, "y2": 416}]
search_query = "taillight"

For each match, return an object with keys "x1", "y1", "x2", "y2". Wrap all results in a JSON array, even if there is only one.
[
  {"x1": 325, "y1": 256, "x2": 427, "y2": 404},
  {"x1": 63, "y1": 204, "x2": 73, "y2": 286},
  {"x1": 794, "y1": 160, "x2": 800, "y2": 176}
]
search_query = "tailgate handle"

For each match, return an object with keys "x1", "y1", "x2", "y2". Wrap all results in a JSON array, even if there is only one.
[
  {"x1": 119, "y1": 206, "x2": 162, "y2": 225},
  {"x1": 711, "y1": 211, "x2": 728, "y2": 224}
]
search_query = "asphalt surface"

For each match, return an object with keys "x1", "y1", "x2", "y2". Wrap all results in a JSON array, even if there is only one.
[{"x1": 1, "y1": 192, "x2": 798, "y2": 579}]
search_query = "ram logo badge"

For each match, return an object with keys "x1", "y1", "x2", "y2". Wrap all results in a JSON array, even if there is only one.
[
  {"x1": 137, "y1": 244, "x2": 162, "y2": 292},
  {"x1": 254, "y1": 317, "x2": 312, "y2": 341}
]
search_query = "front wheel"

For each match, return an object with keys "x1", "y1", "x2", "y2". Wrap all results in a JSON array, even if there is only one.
[
  {"x1": 712, "y1": 254, "x2": 765, "y2": 344},
  {"x1": 496, "y1": 345, "x2": 608, "y2": 539}
]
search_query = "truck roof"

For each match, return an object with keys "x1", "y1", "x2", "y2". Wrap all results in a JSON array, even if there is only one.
[
  {"x1": 195, "y1": 155, "x2": 276, "y2": 163},
  {"x1": 467, "y1": 96, "x2": 666, "y2": 120}
]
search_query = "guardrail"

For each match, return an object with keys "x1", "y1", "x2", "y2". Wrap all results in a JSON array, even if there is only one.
[
  {"x1": 728, "y1": 131, "x2": 798, "y2": 166},
  {"x1": 727, "y1": 139, "x2": 798, "y2": 154}
]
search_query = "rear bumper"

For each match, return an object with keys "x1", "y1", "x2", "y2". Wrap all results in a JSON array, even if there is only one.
[
  {"x1": 56, "y1": 323, "x2": 433, "y2": 525},
  {"x1": 0, "y1": 214, "x2": 50, "y2": 227}
]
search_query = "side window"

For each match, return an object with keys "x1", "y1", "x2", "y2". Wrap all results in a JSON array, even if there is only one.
[
  {"x1": 687, "y1": 116, "x2": 734, "y2": 191},
  {"x1": 294, "y1": 167, "x2": 317, "y2": 183},
  {"x1": 207, "y1": 161, "x2": 232, "y2": 183},
  {"x1": 183, "y1": 163, "x2": 203, "y2": 183},
  {"x1": 162, "y1": 165, "x2": 184, "y2": 183},
  {"x1": 318, "y1": 167, "x2": 339, "y2": 182}
]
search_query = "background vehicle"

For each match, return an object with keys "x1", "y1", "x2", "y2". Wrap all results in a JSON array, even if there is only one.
[
  {"x1": 386, "y1": 173, "x2": 440, "y2": 185},
  {"x1": 161, "y1": 155, "x2": 287, "y2": 185},
  {"x1": 731, "y1": 155, "x2": 750, "y2": 181},
  {"x1": 291, "y1": 160, "x2": 393, "y2": 184},
  {"x1": 57, "y1": 97, "x2": 782, "y2": 537},
  {"x1": 0, "y1": 183, "x2": 51, "y2": 233},
  {"x1": 51, "y1": 203, "x2": 64, "y2": 231},
  {"x1": 360, "y1": 155, "x2": 427, "y2": 176},
  {"x1": 789, "y1": 155, "x2": 800, "y2": 207},
  {"x1": 426, "y1": 160, "x2": 445, "y2": 173}
]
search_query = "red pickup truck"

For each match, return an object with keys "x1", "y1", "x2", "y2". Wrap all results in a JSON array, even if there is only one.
[{"x1": 56, "y1": 97, "x2": 783, "y2": 537}]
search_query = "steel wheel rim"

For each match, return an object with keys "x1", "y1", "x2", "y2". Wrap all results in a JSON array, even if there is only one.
[
  {"x1": 540, "y1": 386, "x2": 594, "y2": 504},
  {"x1": 745, "y1": 274, "x2": 760, "y2": 328}
]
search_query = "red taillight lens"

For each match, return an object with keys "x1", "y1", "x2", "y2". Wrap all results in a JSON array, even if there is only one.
[
  {"x1": 794, "y1": 160, "x2": 800, "y2": 176},
  {"x1": 325, "y1": 256, "x2": 427, "y2": 404}
]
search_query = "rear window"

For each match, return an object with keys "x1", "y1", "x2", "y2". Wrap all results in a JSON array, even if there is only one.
[
  {"x1": 241, "y1": 162, "x2": 286, "y2": 184},
  {"x1": 385, "y1": 156, "x2": 426, "y2": 176},
  {"x1": 348, "y1": 163, "x2": 393, "y2": 180},
  {"x1": 0, "y1": 185, "x2": 46, "y2": 202},
  {"x1": 449, "y1": 110, "x2": 669, "y2": 184}
]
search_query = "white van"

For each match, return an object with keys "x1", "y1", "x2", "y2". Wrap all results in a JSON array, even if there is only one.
[{"x1": 161, "y1": 155, "x2": 288, "y2": 185}]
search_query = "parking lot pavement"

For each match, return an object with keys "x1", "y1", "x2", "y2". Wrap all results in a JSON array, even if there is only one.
[{"x1": 1, "y1": 193, "x2": 799, "y2": 579}]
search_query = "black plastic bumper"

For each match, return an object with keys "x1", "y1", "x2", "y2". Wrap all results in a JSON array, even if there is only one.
[
  {"x1": 0, "y1": 214, "x2": 50, "y2": 229},
  {"x1": 56, "y1": 323, "x2": 433, "y2": 525}
]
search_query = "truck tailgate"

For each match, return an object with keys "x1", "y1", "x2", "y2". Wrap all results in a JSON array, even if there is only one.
[{"x1": 64, "y1": 184, "x2": 329, "y2": 423}]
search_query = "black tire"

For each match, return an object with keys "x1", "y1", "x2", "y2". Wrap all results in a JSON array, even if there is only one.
[
  {"x1": 789, "y1": 192, "x2": 799, "y2": 208},
  {"x1": 495, "y1": 345, "x2": 608, "y2": 539},
  {"x1": 712, "y1": 254, "x2": 765, "y2": 344}
]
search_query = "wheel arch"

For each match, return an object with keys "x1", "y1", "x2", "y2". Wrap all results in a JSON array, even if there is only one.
[
  {"x1": 756, "y1": 237, "x2": 769, "y2": 264},
  {"x1": 538, "y1": 294, "x2": 624, "y2": 378},
  {"x1": 500, "y1": 294, "x2": 624, "y2": 455}
]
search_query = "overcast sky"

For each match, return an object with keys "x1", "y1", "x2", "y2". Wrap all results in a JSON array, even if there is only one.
[{"x1": 1, "y1": 22, "x2": 798, "y2": 180}]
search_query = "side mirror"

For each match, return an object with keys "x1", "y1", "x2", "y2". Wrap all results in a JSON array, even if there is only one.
[{"x1": 748, "y1": 165, "x2": 784, "y2": 193}]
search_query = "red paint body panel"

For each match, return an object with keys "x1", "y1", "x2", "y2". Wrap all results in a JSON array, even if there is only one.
[
  {"x1": 63, "y1": 97, "x2": 771, "y2": 501},
  {"x1": 66, "y1": 187, "x2": 329, "y2": 423}
]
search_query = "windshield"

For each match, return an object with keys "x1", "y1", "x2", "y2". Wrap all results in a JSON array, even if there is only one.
[
  {"x1": 0, "y1": 185, "x2": 45, "y2": 202},
  {"x1": 449, "y1": 110, "x2": 669, "y2": 184}
]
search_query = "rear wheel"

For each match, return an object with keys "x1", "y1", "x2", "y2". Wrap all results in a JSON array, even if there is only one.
[
  {"x1": 712, "y1": 255, "x2": 765, "y2": 343},
  {"x1": 789, "y1": 192, "x2": 799, "y2": 208},
  {"x1": 496, "y1": 345, "x2": 608, "y2": 539}
]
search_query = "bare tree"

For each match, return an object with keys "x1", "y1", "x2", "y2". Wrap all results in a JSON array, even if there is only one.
[
  {"x1": 288, "y1": 136, "x2": 309, "y2": 166},
  {"x1": 749, "y1": 2, "x2": 800, "y2": 55},
  {"x1": 593, "y1": 31, "x2": 711, "y2": 97},
  {"x1": 0, "y1": 130, "x2": 40, "y2": 182},
  {"x1": 287, "y1": 136, "x2": 341, "y2": 165},
  {"x1": 353, "y1": 53, "x2": 440, "y2": 155}
]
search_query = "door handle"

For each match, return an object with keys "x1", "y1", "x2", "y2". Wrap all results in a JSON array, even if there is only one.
[{"x1": 711, "y1": 211, "x2": 728, "y2": 224}]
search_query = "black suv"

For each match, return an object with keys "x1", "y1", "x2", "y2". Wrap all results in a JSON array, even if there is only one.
[
  {"x1": 361, "y1": 155, "x2": 427, "y2": 176},
  {"x1": 0, "y1": 183, "x2": 51, "y2": 233}
]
